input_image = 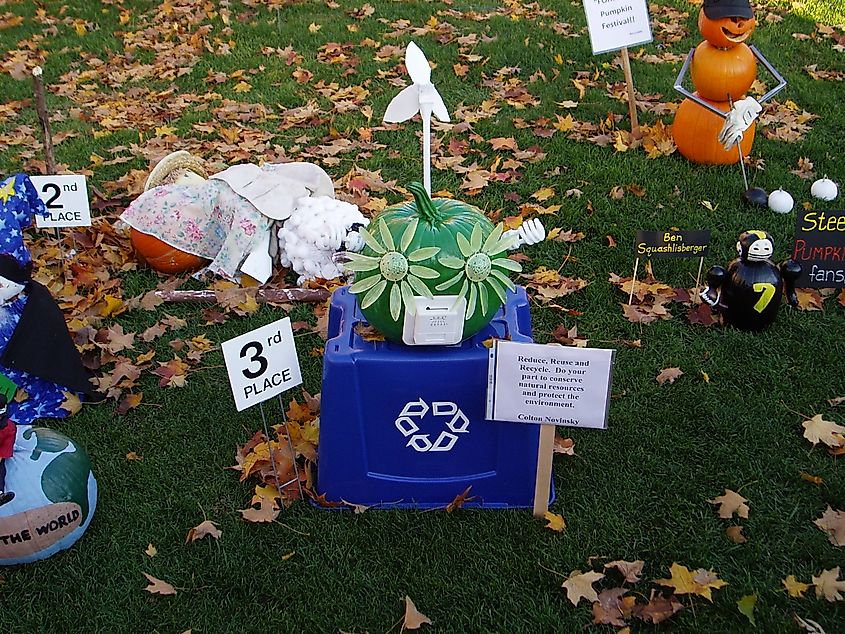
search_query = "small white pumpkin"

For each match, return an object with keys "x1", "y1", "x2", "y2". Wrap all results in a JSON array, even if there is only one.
[
  {"x1": 811, "y1": 176, "x2": 838, "y2": 201},
  {"x1": 768, "y1": 188, "x2": 794, "y2": 214}
]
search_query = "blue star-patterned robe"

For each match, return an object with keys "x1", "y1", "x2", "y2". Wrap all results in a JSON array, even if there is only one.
[
  {"x1": 0, "y1": 174, "x2": 49, "y2": 265},
  {"x1": 0, "y1": 174, "x2": 75, "y2": 425},
  {"x1": 0, "y1": 295, "x2": 74, "y2": 425}
]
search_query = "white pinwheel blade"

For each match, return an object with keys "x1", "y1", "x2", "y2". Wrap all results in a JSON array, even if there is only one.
[
  {"x1": 384, "y1": 84, "x2": 421, "y2": 123},
  {"x1": 405, "y1": 41, "x2": 432, "y2": 85},
  {"x1": 430, "y1": 87, "x2": 450, "y2": 123}
]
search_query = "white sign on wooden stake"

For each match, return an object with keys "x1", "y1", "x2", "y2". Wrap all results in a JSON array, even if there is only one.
[
  {"x1": 222, "y1": 317, "x2": 302, "y2": 412},
  {"x1": 486, "y1": 341, "x2": 615, "y2": 429},
  {"x1": 30, "y1": 174, "x2": 91, "y2": 228},
  {"x1": 582, "y1": 0, "x2": 653, "y2": 55}
]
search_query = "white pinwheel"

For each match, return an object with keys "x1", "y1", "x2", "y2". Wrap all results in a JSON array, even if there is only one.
[{"x1": 383, "y1": 42, "x2": 450, "y2": 196}]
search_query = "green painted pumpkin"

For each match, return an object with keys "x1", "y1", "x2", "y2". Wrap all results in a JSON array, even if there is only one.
[{"x1": 346, "y1": 182, "x2": 521, "y2": 342}]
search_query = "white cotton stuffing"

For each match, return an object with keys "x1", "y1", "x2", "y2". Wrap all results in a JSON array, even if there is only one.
[{"x1": 277, "y1": 196, "x2": 369, "y2": 284}]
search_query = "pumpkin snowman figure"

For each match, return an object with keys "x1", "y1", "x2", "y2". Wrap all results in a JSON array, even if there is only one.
[
  {"x1": 673, "y1": 0, "x2": 787, "y2": 195},
  {"x1": 700, "y1": 230, "x2": 801, "y2": 331}
]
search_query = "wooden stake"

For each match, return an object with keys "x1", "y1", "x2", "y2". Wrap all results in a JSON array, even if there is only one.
[
  {"x1": 628, "y1": 257, "x2": 640, "y2": 305},
  {"x1": 154, "y1": 287, "x2": 330, "y2": 304},
  {"x1": 620, "y1": 47, "x2": 640, "y2": 138},
  {"x1": 32, "y1": 67, "x2": 57, "y2": 176},
  {"x1": 532, "y1": 424, "x2": 555, "y2": 518},
  {"x1": 694, "y1": 256, "x2": 705, "y2": 303}
]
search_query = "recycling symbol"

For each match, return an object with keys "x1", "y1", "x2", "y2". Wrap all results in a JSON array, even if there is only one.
[{"x1": 394, "y1": 398, "x2": 470, "y2": 453}]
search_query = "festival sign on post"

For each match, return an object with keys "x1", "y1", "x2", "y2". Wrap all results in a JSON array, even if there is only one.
[
  {"x1": 222, "y1": 317, "x2": 302, "y2": 412},
  {"x1": 582, "y1": 0, "x2": 653, "y2": 135},
  {"x1": 30, "y1": 175, "x2": 91, "y2": 228},
  {"x1": 792, "y1": 209, "x2": 845, "y2": 288},
  {"x1": 582, "y1": 0, "x2": 653, "y2": 54}
]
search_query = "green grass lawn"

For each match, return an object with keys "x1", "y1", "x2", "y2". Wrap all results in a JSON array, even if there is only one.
[{"x1": 1, "y1": 0, "x2": 845, "y2": 632}]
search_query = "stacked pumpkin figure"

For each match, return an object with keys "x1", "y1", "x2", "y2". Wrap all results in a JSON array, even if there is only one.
[{"x1": 673, "y1": 0, "x2": 759, "y2": 164}]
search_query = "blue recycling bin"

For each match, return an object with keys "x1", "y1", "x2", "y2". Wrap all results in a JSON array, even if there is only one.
[{"x1": 317, "y1": 286, "x2": 553, "y2": 509}]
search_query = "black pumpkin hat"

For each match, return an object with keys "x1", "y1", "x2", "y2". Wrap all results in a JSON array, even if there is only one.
[{"x1": 703, "y1": 0, "x2": 754, "y2": 20}]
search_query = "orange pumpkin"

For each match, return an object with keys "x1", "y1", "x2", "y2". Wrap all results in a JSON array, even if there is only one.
[
  {"x1": 130, "y1": 228, "x2": 209, "y2": 274},
  {"x1": 672, "y1": 94, "x2": 756, "y2": 165},
  {"x1": 690, "y1": 41, "x2": 756, "y2": 102},
  {"x1": 698, "y1": 9, "x2": 756, "y2": 49}
]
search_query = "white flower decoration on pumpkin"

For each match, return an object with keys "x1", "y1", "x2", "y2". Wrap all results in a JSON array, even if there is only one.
[
  {"x1": 344, "y1": 218, "x2": 441, "y2": 321},
  {"x1": 435, "y1": 222, "x2": 521, "y2": 320}
]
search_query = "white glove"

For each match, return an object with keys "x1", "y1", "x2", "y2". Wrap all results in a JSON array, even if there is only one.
[
  {"x1": 503, "y1": 218, "x2": 547, "y2": 249},
  {"x1": 718, "y1": 97, "x2": 761, "y2": 151}
]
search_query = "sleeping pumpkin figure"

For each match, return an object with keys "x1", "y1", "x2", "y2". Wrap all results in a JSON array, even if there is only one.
[
  {"x1": 673, "y1": 0, "x2": 787, "y2": 186},
  {"x1": 700, "y1": 230, "x2": 801, "y2": 331}
]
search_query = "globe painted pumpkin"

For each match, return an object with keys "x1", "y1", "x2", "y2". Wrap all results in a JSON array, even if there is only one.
[
  {"x1": 130, "y1": 228, "x2": 209, "y2": 274},
  {"x1": 673, "y1": 94, "x2": 756, "y2": 165},
  {"x1": 698, "y1": 9, "x2": 756, "y2": 49},
  {"x1": 0, "y1": 427, "x2": 97, "y2": 566},
  {"x1": 690, "y1": 41, "x2": 756, "y2": 102},
  {"x1": 345, "y1": 182, "x2": 520, "y2": 342}
]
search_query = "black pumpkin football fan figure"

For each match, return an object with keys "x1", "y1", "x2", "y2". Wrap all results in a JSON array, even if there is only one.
[{"x1": 700, "y1": 230, "x2": 801, "y2": 331}]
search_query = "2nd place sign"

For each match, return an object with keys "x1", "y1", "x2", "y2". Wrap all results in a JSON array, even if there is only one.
[
  {"x1": 30, "y1": 175, "x2": 92, "y2": 229},
  {"x1": 221, "y1": 317, "x2": 302, "y2": 411}
]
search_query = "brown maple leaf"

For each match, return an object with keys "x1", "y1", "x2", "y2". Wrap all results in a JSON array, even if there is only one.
[
  {"x1": 813, "y1": 567, "x2": 845, "y2": 602},
  {"x1": 656, "y1": 367, "x2": 683, "y2": 385},
  {"x1": 185, "y1": 520, "x2": 222, "y2": 543},
  {"x1": 445, "y1": 486, "x2": 477, "y2": 512},
  {"x1": 726, "y1": 526, "x2": 747, "y2": 544},
  {"x1": 239, "y1": 498, "x2": 280, "y2": 523},
  {"x1": 591, "y1": 587, "x2": 632, "y2": 627},
  {"x1": 604, "y1": 560, "x2": 644, "y2": 584},
  {"x1": 795, "y1": 288, "x2": 825, "y2": 311},
  {"x1": 633, "y1": 589, "x2": 683, "y2": 624},
  {"x1": 562, "y1": 570, "x2": 604, "y2": 606},
  {"x1": 402, "y1": 595, "x2": 432, "y2": 629},
  {"x1": 553, "y1": 436, "x2": 575, "y2": 455},
  {"x1": 814, "y1": 506, "x2": 845, "y2": 547},
  {"x1": 142, "y1": 573, "x2": 177, "y2": 596},
  {"x1": 116, "y1": 393, "x2": 143, "y2": 415},
  {"x1": 708, "y1": 489, "x2": 750, "y2": 519},
  {"x1": 802, "y1": 414, "x2": 845, "y2": 448}
]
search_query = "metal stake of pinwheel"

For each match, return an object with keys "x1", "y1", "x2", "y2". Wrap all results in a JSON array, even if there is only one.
[{"x1": 383, "y1": 42, "x2": 450, "y2": 196}]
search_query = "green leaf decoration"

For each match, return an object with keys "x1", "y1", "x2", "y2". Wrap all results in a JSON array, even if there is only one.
[
  {"x1": 490, "y1": 268, "x2": 516, "y2": 291},
  {"x1": 469, "y1": 223, "x2": 483, "y2": 253},
  {"x1": 408, "y1": 246, "x2": 441, "y2": 262},
  {"x1": 389, "y1": 282, "x2": 402, "y2": 321},
  {"x1": 481, "y1": 223, "x2": 504, "y2": 253},
  {"x1": 467, "y1": 283, "x2": 478, "y2": 320},
  {"x1": 349, "y1": 275, "x2": 383, "y2": 294},
  {"x1": 456, "y1": 232, "x2": 474, "y2": 258},
  {"x1": 407, "y1": 274, "x2": 433, "y2": 298},
  {"x1": 452, "y1": 279, "x2": 469, "y2": 312},
  {"x1": 378, "y1": 219, "x2": 395, "y2": 251},
  {"x1": 400, "y1": 218, "x2": 419, "y2": 252},
  {"x1": 479, "y1": 283, "x2": 489, "y2": 316},
  {"x1": 344, "y1": 253, "x2": 381, "y2": 272},
  {"x1": 435, "y1": 271, "x2": 465, "y2": 291},
  {"x1": 400, "y1": 280, "x2": 416, "y2": 315},
  {"x1": 488, "y1": 233, "x2": 518, "y2": 256},
  {"x1": 438, "y1": 254, "x2": 466, "y2": 269},
  {"x1": 359, "y1": 226, "x2": 386, "y2": 254},
  {"x1": 492, "y1": 257, "x2": 522, "y2": 272},
  {"x1": 409, "y1": 265, "x2": 439, "y2": 279},
  {"x1": 361, "y1": 278, "x2": 387, "y2": 309},
  {"x1": 486, "y1": 277, "x2": 507, "y2": 304}
]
